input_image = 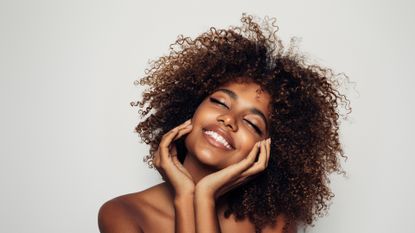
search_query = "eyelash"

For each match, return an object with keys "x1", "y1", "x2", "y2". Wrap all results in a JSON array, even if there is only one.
[
  {"x1": 245, "y1": 119, "x2": 262, "y2": 135},
  {"x1": 210, "y1": 97, "x2": 229, "y2": 109},
  {"x1": 209, "y1": 97, "x2": 263, "y2": 135}
]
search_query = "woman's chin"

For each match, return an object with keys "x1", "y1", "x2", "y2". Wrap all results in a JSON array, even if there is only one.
[
  {"x1": 185, "y1": 133, "x2": 232, "y2": 170},
  {"x1": 190, "y1": 149, "x2": 226, "y2": 170}
]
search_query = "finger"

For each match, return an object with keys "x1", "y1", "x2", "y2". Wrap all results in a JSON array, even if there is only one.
[
  {"x1": 265, "y1": 138, "x2": 271, "y2": 167},
  {"x1": 167, "y1": 124, "x2": 192, "y2": 157},
  {"x1": 159, "y1": 120, "x2": 192, "y2": 162},
  {"x1": 245, "y1": 141, "x2": 261, "y2": 165},
  {"x1": 172, "y1": 124, "x2": 193, "y2": 141},
  {"x1": 153, "y1": 147, "x2": 161, "y2": 167},
  {"x1": 258, "y1": 140, "x2": 267, "y2": 165},
  {"x1": 265, "y1": 138, "x2": 269, "y2": 155},
  {"x1": 227, "y1": 141, "x2": 261, "y2": 175},
  {"x1": 159, "y1": 130, "x2": 179, "y2": 163},
  {"x1": 199, "y1": 140, "x2": 263, "y2": 191},
  {"x1": 241, "y1": 140, "x2": 267, "y2": 177},
  {"x1": 153, "y1": 152, "x2": 160, "y2": 166},
  {"x1": 152, "y1": 151, "x2": 166, "y2": 177},
  {"x1": 169, "y1": 124, "x2": 192, "y2": 157},
  {"x1": 172, "y1": 119, "x2": 192, "y2": 131},
  {"x1": 230, "y1": 140, "x2": 263, "y2": 176},
  {"x1": 260, "y1": 138, "x2": 268, "y2": 166},
  {"x1": 160, "y1": 120, "x2": 192, "y2": 147},
  {"x1": 254, "y1": 140, "x2": 267, "y2": 170}
]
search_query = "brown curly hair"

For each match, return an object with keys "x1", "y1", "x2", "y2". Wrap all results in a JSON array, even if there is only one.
[{"x1": 131, "y1": 14, "x2": 350, "y2": 233}]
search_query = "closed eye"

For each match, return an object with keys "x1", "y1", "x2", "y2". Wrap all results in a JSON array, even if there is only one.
[
  {"x1": 244, "y1": 119, "x2": 263, "y2": 135},
  {"x1": 210, "y1": 97, "x2": 263, "y2": 135},
  {"x1": 209, "y1": 97, "x2": 229, "y2": 109}
]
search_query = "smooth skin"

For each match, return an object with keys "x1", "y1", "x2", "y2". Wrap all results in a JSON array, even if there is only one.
[{"x1": 98, "y1": 82, "x2": 297, "y2": 233}]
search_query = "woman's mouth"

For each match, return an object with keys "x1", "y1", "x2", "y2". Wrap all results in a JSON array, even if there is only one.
[{"x1": 202, "y1": 130, "x2": 234, "y2": 151}]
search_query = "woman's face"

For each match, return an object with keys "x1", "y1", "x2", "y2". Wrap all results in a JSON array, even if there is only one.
[{"x1": 185, "y1": 80, "x2": 271, "y2": 170}]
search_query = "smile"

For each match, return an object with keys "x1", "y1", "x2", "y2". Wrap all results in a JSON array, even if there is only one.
[{"x1": 203, "y1": 130, "x2": 233, "y2": 150}]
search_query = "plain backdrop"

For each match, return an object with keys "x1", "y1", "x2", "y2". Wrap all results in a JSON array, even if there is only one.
[{"x1": 1, "y1": 0, "x2": 414, "y2": 232}]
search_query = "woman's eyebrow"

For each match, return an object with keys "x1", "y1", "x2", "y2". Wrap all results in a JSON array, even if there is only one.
[
  {"x1": 214, "y1": 88, "x2": 269, "y2": 130},
  {"x1": 215, "y1": 88, "x2": 238, "y2": 100}
]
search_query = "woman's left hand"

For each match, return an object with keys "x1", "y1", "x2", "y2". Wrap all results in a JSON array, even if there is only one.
[{"x1": 195, "y1": 138, "x2": 271, "y2": 199}]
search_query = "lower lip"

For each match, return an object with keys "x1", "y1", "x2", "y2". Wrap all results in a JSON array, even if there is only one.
[{"x1": 202, "y1": 130, "x2": 233, "y2": 151}]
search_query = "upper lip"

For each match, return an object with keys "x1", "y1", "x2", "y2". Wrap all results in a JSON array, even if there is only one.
[{"x1": 203, "y1": 125, "x2": 235, "y2": 149}]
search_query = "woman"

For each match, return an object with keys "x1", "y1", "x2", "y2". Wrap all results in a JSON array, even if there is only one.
[{"x1": 98, "y1": 14, "x2": 349, "y2": 233}]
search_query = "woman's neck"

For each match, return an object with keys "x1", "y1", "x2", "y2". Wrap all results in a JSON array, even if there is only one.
[{"x1": 182, "y1": 153, "x2": 216, "y2": 184}]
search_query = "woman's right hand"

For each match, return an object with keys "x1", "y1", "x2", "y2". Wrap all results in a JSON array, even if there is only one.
[{"x1": 153, "y1": 119, "x2": 195, "y2": 198}]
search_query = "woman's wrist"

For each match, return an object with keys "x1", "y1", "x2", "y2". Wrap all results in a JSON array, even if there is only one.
[
  {"x1": 194, "y1": 185, "x2": 220, "y2": 233},
  {"x1": 171, "y1": 183, "x2": 196, "y2": 200},
  {"x1": 174, "y1": 191, "x2": 195, "y2": 205},
  {"x1": 194, "y1": 184, "x2": 215, "y2": 202},
  {"x1": 173, "y1": 192, "x2": 196, "y2": 233}
]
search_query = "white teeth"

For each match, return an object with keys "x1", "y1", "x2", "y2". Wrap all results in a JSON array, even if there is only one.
[{"x1": 204, "y1": 130, "x2": 232, "y2": 149}]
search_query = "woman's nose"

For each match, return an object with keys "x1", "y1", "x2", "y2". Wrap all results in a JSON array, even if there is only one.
[{"x1": 217, "y1": 114, "x2": 238, "y2": 131}]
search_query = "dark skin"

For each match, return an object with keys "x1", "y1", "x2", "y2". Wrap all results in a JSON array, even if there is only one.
[{"x1": 98, "y1": 81, "x2": 297, "y2": 233}]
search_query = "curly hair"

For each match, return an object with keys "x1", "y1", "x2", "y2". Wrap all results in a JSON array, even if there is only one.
[{"x1": 131, "y1": 14, "x2": 350, "y2": 233}]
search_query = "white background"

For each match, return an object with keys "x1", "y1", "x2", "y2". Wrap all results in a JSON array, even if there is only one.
[{"x1": 1, "y1": 0, "x2": 414, "y2": 232}]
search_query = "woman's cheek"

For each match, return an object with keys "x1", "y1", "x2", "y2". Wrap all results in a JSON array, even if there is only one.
[{"x1": 231, "y1": 136, "x2": 257, "y2": 164}]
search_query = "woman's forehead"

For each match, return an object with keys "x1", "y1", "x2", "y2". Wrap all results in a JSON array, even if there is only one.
[
  {"x1": 218, "y1": 81, "x2": 270, "y2": 100},
  {"x1": 214, "y1": 81, "x2": 272, "y2": 116}
]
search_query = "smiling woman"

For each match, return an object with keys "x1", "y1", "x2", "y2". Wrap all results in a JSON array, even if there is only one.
[
  {"x1": 98, "y1": 14, "x2": 350, "y2": 233},
  {"x1": 187, "y1": 81, "x2": 271, "y2": 174}
]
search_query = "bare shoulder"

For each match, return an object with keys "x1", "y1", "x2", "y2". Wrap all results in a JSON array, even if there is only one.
[
  {"x1": 98, "y1": 195, "x2": 143, "y2": 233},
  {"x1": 98, "y1": 183, "x2": 174, "y2": 233}
]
